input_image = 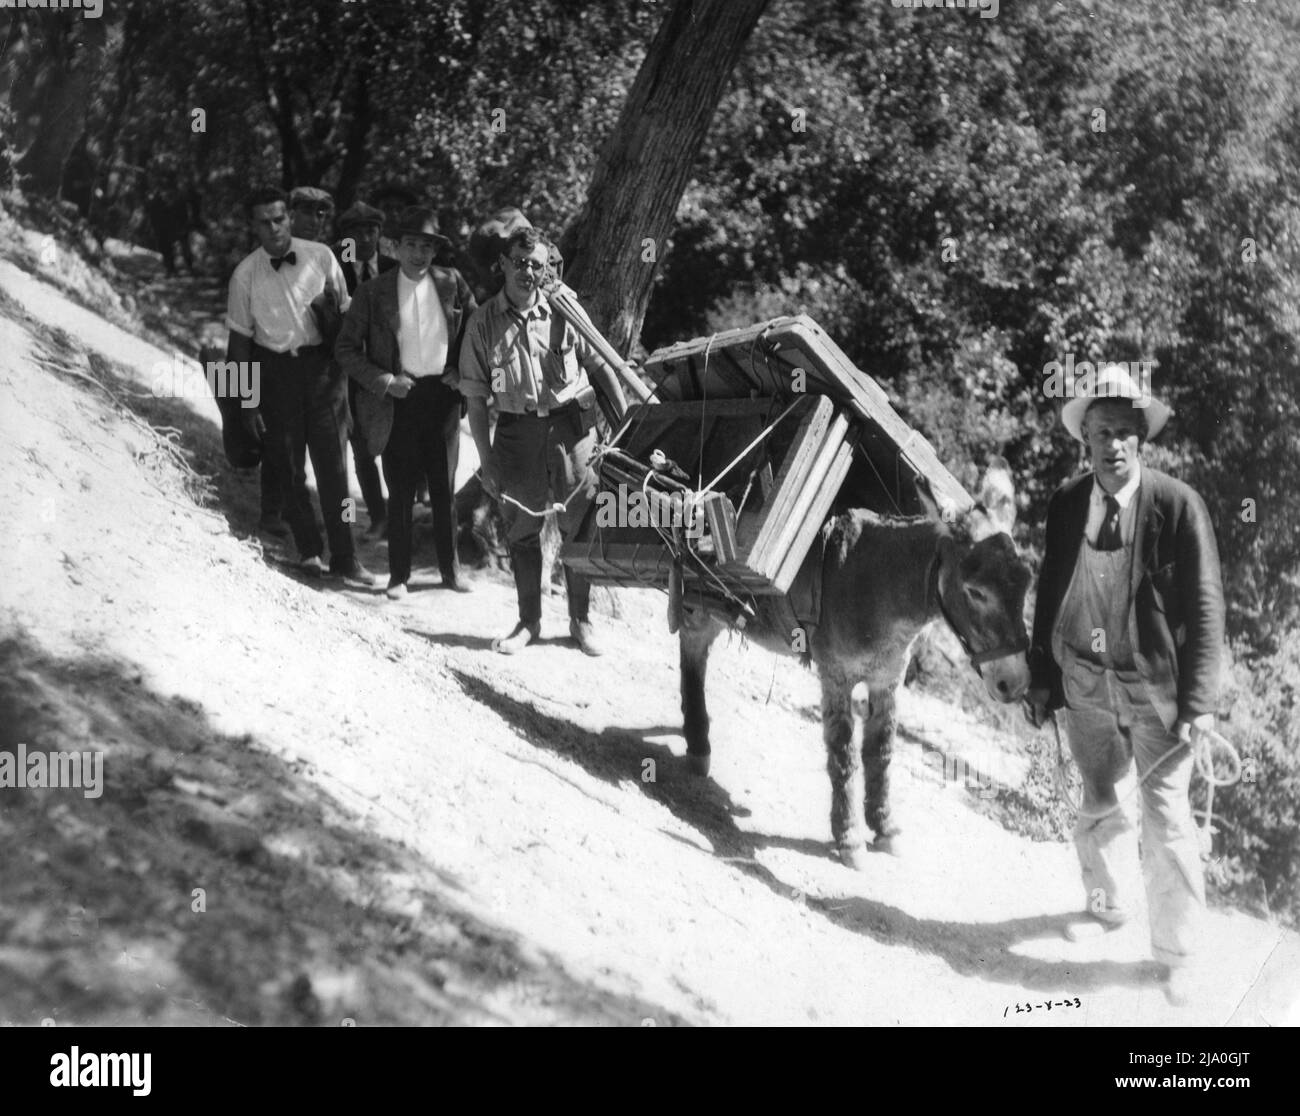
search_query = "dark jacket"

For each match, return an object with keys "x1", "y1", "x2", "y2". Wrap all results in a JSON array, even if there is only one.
[
  {"x1": 335, "y1": 251, "x2": 397, "y2": 296},
  {"x1": 334, "y1": 265, "x2": 476, "y2": 455},
  {"x1": 1029, "y1": 467, "x2": 1225, "y2": 726}
]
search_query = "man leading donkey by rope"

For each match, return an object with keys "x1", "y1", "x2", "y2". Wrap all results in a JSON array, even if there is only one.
[{"x1": 1025, "y1": 363, "x2": 1228, "y2": 1007}]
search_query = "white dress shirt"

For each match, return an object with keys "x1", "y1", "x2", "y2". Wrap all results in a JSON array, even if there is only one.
[
  {"x1": 397, "y1": 269, "x2": 449, "y2": 378},
  {"x1": 225, "y1": 237, "x2": 350, "y2": 354},
  {"x1": 1085, "y1": 462, "x2": 1142, "y2": 547}
]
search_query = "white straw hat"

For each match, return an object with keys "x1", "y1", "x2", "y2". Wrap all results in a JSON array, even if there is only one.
[{"x1": 1061, "y1": 362, "x2": 1171, "y2": 442}]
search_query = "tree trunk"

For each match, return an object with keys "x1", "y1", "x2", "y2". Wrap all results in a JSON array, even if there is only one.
[
  {"x1": 7, "y1": 13, "x2": 109, "y2": 198},
  {"x1": 561, "y1": 0, "x2": 770, "y2": 357},
  {"x1": 331, "y1": 70, "x2": 373, "y2": 209}
]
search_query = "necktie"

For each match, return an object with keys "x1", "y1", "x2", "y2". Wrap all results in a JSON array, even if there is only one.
[
  {"x1": 1096, "y1": 494, "x2": 1123, "y2": 551},
  {"x1": 270, "y1": 251, "x2": 297, "y2": 271}
]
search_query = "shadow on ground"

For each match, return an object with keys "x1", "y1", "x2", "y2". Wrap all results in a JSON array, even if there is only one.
[
  {"x1": 0, "y1": 635, "x2": 683, "y2": 1026},
  {"x1": 448, "y1": 666, "x2": 1158, "y2": 999}
]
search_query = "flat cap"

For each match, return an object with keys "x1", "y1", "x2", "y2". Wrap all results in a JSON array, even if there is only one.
[
  {"x1": 338, "y1": 201, "x2": 384, "y2": 229},
  {"x1": 289, "y1": 185, "x2": 334, "y2": 207}
]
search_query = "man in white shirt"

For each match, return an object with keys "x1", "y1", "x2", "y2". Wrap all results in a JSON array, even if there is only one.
[
  {"x1": 225, "y1": 186, "x2": 374, "y2": 586},
  {"x1": 336, "y1": 207, "x2": 477, "y2": 598}
]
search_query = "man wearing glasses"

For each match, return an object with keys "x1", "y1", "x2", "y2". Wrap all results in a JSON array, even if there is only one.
[{"x1": 460, "y1": 227, "x2": 628, "y2": 655}]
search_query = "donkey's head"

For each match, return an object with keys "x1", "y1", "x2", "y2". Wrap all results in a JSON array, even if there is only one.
[{"x1": 920, "y1": 456, "x2": 1031, "y2": 703}]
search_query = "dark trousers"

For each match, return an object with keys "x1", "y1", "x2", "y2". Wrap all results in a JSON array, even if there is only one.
[
  {"x1": 495, "y1": 408, "x2": 596, "y2": 626},
  {"x1": 347, "y1": 378, "x2": 387, "y2": 524},
  {"x1": 260, "y1": 452, "x2": 283, "y2": 518},
  {"x1": 382, "y1": 377, "x2": 461, "y2": 588},
  {"x1": 254, "y1": 343, "x2": 355, "y2": 565}
]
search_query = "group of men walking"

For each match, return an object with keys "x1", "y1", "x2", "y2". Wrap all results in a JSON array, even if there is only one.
[
  {"x1": 218, "y1": 182, "x2": 1227, "y2": 1005},
  {"x1": 222, "y1": 186, "x2": 617, "y2": 655}
]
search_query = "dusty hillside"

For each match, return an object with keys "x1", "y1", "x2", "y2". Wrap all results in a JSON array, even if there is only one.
[{"x1": 1, "y1": 210, "x2": 1296, "y2": 1027}]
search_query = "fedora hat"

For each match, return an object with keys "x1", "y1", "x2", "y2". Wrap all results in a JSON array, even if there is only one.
[
  {"x1": 1061, "y1": 362, "x2": 1171, "y2": 442},
  {"x1": 337, "y1": 201, "x2": 384, "y2": 230},
  {"x1": 392, "y1": 205, "x2": 451, "y2": 246}
]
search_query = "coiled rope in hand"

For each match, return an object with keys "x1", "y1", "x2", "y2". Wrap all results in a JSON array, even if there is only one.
[{"x1": 1048, "y1": 712, "x2": 1242, "y2": 857}]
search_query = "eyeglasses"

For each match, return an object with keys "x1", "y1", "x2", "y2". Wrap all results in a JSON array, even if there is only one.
[{"x1": 509, "y1": 257, "x2": 547, "y2": 274}]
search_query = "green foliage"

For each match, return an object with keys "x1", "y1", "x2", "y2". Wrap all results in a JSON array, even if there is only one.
[
  {"x1": 1201, "y1": 637, "x2": 1300, "y2": 928},
  {"x1": 651, "y1": 0, "x2": 1300, "y2": 653},
  {"x1": 33, "y1": 0, "x2": 659, "y2": 273}
]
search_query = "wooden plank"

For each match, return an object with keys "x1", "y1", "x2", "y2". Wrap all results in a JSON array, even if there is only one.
[
  {"x1": 747, "y1": 406, "x2": 840, "y2": 575},
  {"x1": 729, "y1": 395, "x2": 828, "y2": 554},
  {"x1": 733, "y1": 395, "x2": 826, "y2": 555},
  {"x1": 568, "y1": 395, "x2": 845, "y2": 596},
  {"x1": 544, "y1": 285, "x2": 652, "y2": 424},
  {"x1": 700, "y1": 492, "x2": 739, "y2": 565},
  {"x1": 759, "y1": 411, "x2": 851, "y2": 583},
  {"x1": 711, "y1": 348, "x2": 764, "y2": 397},
  {"x1": 771, "y1": 442, "x2": 854, "y2": 594},
  {"x1": 643, "y1": 315, "x2": 972, "y2": 514},
  {"x1": 610, "y1": 396, "x2": 788, "y2": 450},
  {"x1": 744, "y1": 396, "x2": 837, "y2": 571}
]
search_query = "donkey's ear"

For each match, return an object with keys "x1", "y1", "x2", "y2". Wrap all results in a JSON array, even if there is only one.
[
  {"x1": 978, "y1": 454, "x2": 1017, "y2": 536},
  {"x1": 916, "y1": 472, "x2": 964, "y2": 533}
]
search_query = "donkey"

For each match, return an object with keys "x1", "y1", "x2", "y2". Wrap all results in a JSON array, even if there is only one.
[{"x1": 678, "y1": 459, "x2": 1032, "y2": 869}]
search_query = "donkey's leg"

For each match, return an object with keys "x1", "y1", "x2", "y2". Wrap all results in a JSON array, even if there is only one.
[
  {"x1": 822, "y1": 665, "x2": 870, "y2": 870},
  {"x1": 863, "y1": 681, "x2": 903, "y2": 853},
  {"x1": 679, "y1": 609, "x2": 720, "y2": 777}
]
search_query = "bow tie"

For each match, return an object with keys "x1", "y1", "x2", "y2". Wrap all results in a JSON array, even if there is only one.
[{"x1": 270, "y1": 251, "x2": 297, "y2": 271}]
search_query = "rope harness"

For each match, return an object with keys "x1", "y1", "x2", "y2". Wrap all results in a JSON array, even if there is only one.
[{"x1": 498, "y1": 486, "x2": 587, "y2": 520}]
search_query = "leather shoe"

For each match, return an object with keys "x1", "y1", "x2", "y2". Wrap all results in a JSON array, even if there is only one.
[
  {"x1": 385, "y1": 582, "x2": 408, "y2": 600},
  {"x1": 299, "y1": 555, "x2": 326, "y2": 578},
  {"x1": 443, "y1": 577, "x2": 472, "y2": 593},
  {"x1": 570, "y1": 619, "x2": 603, "y2": 657},
  {"x1": 493, "y1": 622, "x2": 539, "y2": 655},
  {"x1": 331, "y1": 558, "x2": 377, "y2": 588}
]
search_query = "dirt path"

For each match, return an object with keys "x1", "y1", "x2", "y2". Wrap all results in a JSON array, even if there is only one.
[{"x1": 2, "y1": 219, "x2": 1296, "y2": 1027}]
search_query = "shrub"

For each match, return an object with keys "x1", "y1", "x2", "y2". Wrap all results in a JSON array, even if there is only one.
[{"x1": 1200, "y1": 638, "x2": 1300, "y2": 928}]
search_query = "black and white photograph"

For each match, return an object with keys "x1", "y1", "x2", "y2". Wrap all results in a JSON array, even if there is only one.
[{"x1": 1, "y1": 0, "x2": 1298, "y2": 1054}]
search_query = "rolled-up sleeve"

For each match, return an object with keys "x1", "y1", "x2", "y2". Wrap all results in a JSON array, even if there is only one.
[
  {"x1": 226, "y1": 264, "x2": 254, "y2": 338},
  {"x1": 327, "y1": 253, "x2": 351, "y2": 314},
  {"x1": 458, "y1": 310, "x2": 493, "y2": 399}
]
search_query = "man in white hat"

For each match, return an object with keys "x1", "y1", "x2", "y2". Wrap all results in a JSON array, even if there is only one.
[{"x1": 1026, "y1": 363, "x2": 1225, "y2": 1006}]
